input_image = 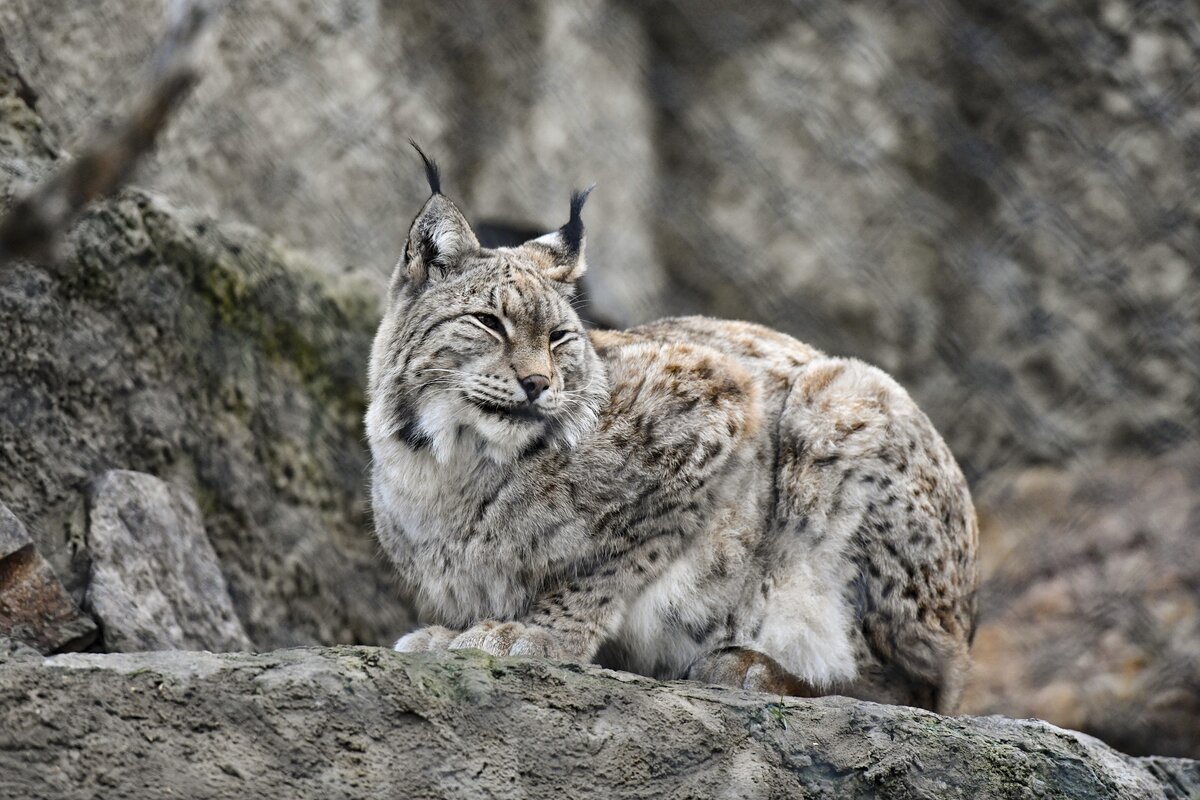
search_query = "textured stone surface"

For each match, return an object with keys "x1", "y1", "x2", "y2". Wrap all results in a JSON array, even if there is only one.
[
  {"x1": 965, "y1": 448, "x2": 1200, "y2": 759},
  {"x1": 635, "y1": 0, "x2": 1200, "y2": 478},
  {"x1": 0, "y1": 502, "x2": 95, "y2": 654},
  {"x1": 83, "y1": 470, "x2": 251, "y2": 653},
  {"x1": 0, "y1": 70, "x2": 411, "y2": 649},
  {"x1": 0, "y1": 501, "x2": 29, "y2": 558},
  {"x1": 0, "y1": 647, "x2": 1197, "y2": 799},
  {"x1": 0, "y1": 635, "x2": 39, "y2": 664}
]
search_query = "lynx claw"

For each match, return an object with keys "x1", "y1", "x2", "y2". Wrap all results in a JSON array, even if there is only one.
[
  {"x1": 448, "y1": 620, "x2": 564, "y2": 659},
  {"x1": 393, "y1": 625, "x2": 459, "y2": 652}
]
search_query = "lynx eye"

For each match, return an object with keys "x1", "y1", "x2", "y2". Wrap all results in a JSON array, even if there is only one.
[
  {"x1": 549, "y1": 329, "x2": 573, "y2": 345},
  {"x1": 472, "y1": 313, "x2": 505, "y2": 334}
]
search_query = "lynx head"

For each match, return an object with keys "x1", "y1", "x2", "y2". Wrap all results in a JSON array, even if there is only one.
[{"x1": 366, "y1": 144, "x2": 609, "y2": 464}]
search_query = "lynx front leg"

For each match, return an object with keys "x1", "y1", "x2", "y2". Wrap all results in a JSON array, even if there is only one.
[
  {"x1": 687, "y1": 646, "x2": 822, "y2": 697},
  {"x1": 447, "y1": 537, "x2": 685, "y2": 662},
  {"x1": 446, "y1": 579, "x2": 624, "y2": 662},
  {"x1": 446, "y1": 619, "x2": 575, "y2": 659},
  {"x1": 394, "y1": 622, "x2": 562, "y2": 657},
  {"x1": 393, "y1": 625, "x2": 459, "y2": 652}
]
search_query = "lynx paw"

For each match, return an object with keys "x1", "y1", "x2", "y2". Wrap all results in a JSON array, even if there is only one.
[
  {"x1": 447, "y1": 621, "x2": 566, "y2": 659},
  {"x1": 393, "y1": 625, "x2": 460, "y2": 652}
]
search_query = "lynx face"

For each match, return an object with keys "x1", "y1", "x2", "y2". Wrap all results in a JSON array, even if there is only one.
[{"x1": 367, "y1": 152, "x2": 607, "y2": 463}]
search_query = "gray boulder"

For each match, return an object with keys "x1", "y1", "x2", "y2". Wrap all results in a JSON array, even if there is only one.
[
  {"x1": 0, "y1": 0, "x2": 665, "y2": 321},
  {"x1": 0, "y1": 647, "x2": 1197, "y2": 799},
  {"x1": 83, "y1": 470, "x2": 251, "y2": 653}
]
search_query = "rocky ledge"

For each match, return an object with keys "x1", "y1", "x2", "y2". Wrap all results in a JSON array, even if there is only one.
[{"x1": 1, "y1": 647, "x2": 1196, "y2": 799}]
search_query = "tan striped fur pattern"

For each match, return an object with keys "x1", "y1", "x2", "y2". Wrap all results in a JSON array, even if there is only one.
[{"x1": 367, "y1": 161, "x2": 978, "y2": 713}]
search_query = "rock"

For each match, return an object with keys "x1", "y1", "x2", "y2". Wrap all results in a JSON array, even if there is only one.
[
  {"x1": 964, "y1": 448, "x2": 1200, "y2": 759},
  {"x1": 82, "y1": 470, "x2": 251, "y2": 653},
  {"x1": 0, "y1": 635, "x2": 41, "y2": 664},
  {"x1": 0, "y1": 502, "x2": 32, "y2": 557},
  {"x1": 0, "y1": 502, "x2": 96, "y2": 654},
  {"x1": 0, "y1": 69, "x2": 411, "y2": 648},
  {"x1": 0, "y1": 647, "x2": 1196, "y2": 799}
]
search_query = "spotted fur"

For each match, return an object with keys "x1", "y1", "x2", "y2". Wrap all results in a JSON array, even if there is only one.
[{"x1": 367, "y1": 155, "x2": 979, "y2": 713}]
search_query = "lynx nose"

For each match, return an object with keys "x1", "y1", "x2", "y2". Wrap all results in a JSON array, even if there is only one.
[{"x1": 519, "y1": 374, "x2": 550, "y2": 403}]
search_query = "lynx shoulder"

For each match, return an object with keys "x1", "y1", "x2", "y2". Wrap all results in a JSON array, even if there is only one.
[{"x1": 366, "y1": 148, "x2": 978, "y2": 713}]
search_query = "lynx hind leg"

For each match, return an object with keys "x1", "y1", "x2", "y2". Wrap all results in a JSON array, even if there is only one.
[
  {"x1": 687, "y1": 646, "x2": 821, "y2": 698},
  {"x1": 845, "y1": 620, "x2": 972, "y2": 714},
  {"x1": 777, "y1": 356, "x2": 977, "y2": 715},
  {"x1": 935, "y1": 641, "x2": 970, "y2": 715},
  {"x1": 910, "y1": 631, "x2": 971, "y2": 715}
]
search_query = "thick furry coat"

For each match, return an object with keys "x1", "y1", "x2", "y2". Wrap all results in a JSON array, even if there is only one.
[{"x1": 367, "y1": 153, "x2": 978, "y2": 712}]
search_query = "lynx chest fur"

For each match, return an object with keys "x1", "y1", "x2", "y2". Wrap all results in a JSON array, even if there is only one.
[{"x1": 367, "y1": 149, "x2": 978, "y2": 713}]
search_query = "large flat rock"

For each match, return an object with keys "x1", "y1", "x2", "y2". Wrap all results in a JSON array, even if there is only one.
[{"x1": 0, "y1": 647, "x2": 1196, "y2": 799}]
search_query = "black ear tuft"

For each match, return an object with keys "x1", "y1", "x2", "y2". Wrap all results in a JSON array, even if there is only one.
[
  {"x1": 517, "y1": 183, "x2": 594, "y2": 288},
  {"x1": 409, "y1": 140, "x2": 441, "y2": 195},
  {"x1": 561, "y1": 183, "x2": 596, "y2": 255}
]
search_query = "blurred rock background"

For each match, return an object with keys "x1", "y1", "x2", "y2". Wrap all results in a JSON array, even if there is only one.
[{"x1": 0, "y1": 0, "x2": 1196, "y2": 758}]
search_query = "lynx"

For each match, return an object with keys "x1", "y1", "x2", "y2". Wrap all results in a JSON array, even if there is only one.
[{"x1": 367, "y1": 147, "x2": 978, "y2": 712}]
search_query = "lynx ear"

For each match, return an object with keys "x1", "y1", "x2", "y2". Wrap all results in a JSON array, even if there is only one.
[
  {"x1": 396, "y1": 142, "x2": 480, "y2": 291},
  {"x1": 526, "y1": 184, "x2": 595, "y2": 286}
]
